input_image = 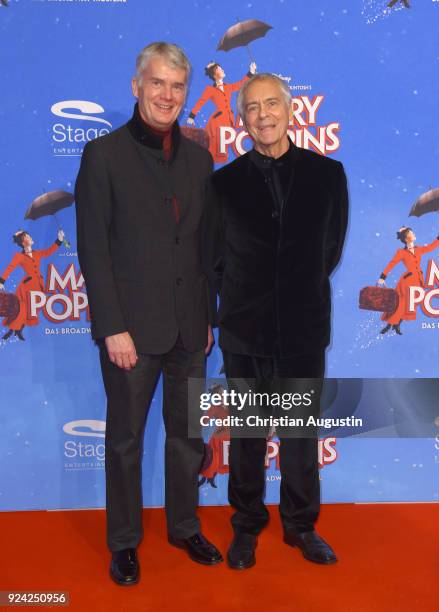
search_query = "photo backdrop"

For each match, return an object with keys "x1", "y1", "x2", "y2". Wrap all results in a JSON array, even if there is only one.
[{"x1": 1, "y1": 0, "x2": 438, "y2": 511}]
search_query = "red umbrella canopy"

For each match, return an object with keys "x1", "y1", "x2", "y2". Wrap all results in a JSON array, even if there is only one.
[
  {"x1": 24, "y1": 190, "x2": 74, "y2": 221},
  {"x1": 217, "y1": 19, "x2": 272, "y2": 52}
]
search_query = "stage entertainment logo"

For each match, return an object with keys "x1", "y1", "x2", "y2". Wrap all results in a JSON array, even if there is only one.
[
  {"x1": 63, "y1": 419, "x2": 105, "y2": 471},
  {"x1": 50, "y1": 100, "x2": 112, "y2": 157}
]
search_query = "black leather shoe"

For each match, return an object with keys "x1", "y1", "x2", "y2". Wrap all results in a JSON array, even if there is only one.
[
  {"x1": 284, "y1": 531, "x2": 337, "y2": 565},
  {"x1": 227, "y1": 532, "x2": 257, "y2": 570},
  {"x1": 168, "y1": 533, "x2": 223, "y2": 565},
  {"x1": 110, "y1": 548, "x2": 139, "y2": 586},
  {"x1": 380, "y1": 324, "x2": 391, "y2": 335},
  {"x1": 392, "y1": 324, "x2": 402, "y2": 335}
]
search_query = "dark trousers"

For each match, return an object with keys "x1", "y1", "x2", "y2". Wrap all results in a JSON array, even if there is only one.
[
  {"x1": 100, "y1": 335, "x2": 205, "y2": 552},
  {"x1": 222, "y1": 350, "x2": 325, "y2": 536}
]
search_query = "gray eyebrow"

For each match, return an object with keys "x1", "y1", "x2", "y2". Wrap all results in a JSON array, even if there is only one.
[
  {"x1": 246, "y1": 97, "x2": 279, "y2": 107},
  {"x1": 148, "y1": 77, "x2": 186, "y2": 87}
]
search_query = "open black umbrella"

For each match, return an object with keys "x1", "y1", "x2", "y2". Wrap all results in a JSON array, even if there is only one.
[
  {"x1": 409, "y1": 187, "x2": 439, "y2": 218},
  {"x1": 217, "y1": 19, "x2": 272, "y2": 62},
  {"x1": 24, "y1": 190, "x2": 74, "y2": 248},
  {"x1": 387, "y1": 0, "x2": 411, "y2": 8}
]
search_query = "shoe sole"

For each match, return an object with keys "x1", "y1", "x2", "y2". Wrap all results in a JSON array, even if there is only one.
[
  {"x1": 302, "y1": 551, "x2": 338, "y2": 565},
  {"x1": 168, "y1": 537, "x2": 223, "y2": 566}
]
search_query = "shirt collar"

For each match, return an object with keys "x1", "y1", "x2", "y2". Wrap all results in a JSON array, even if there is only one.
[
  {"x1": 127, "y1": 103, "x2": 181, "y2": 159},
  {"x1": 249, "y1": 137, "x2": 299, "y2": 171}
]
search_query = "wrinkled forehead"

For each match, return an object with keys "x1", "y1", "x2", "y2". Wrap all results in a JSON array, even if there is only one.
[{"x1": 244, "y1": 79, "x2": 284, "y2": 106}]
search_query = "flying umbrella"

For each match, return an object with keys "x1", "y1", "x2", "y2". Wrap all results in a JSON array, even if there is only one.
[
  {"x1": 24, "y1": 190, "x2": 74, "y2": 248},
  {"x1": 409, "y1": 187, "x2": 439, "y2": 218},
  {"x1": 387, "y1": 0, "x2": 411, "y2": 8},
  {"x1": 217, "y1": 19, "x2": 272, "y2": 62}
]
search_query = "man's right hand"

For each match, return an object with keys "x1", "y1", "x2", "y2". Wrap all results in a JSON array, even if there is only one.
[
  {"x1": 105, "y1": 332, "x2": 138, "y2": 370},
  {"x1": 0, "y1": 283, "x2": 4, "y2": 291}
]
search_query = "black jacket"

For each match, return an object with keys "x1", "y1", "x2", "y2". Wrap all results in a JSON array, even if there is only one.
[
  {"x1": 75, "y1": 106, "x2": 213, "y2": 354},
  {"x1": 203, "y1": 141, "x2": 349, "y2": 357}
]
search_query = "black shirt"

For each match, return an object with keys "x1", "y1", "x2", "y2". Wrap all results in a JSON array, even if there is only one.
[{"x1": 249, "y1": 139, "x2": 298, "y2": 216}]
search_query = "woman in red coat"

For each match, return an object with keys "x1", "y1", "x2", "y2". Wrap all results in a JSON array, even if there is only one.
[
  {"x1": 378, "y1": 227, "x2": 439, "y2": 335},
  {"x1": 187, "y1": 61, "x2": 256, "y2": 163},
  {"x1": 0, "y1": 229, "x2": 64, "y2": 340}
]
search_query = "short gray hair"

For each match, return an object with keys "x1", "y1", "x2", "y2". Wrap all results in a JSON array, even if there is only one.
[
  {"x1": 237, "y1": 73, "x2": 292, "y2": 120},
  {"x1": 135, "y1": 42, "x2": 191, "y2": 84}
]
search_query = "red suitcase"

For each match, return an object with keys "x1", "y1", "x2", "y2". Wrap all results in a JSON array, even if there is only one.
[
  {"x1": 180, "y1": 126, "x2": 210, "y2": 150},
  {"x1": 0, "y1": 292, "x2": 20, "y2": 325},
  {"x1": 359, "y1": 286, "x2": 399, "y2": 314}
]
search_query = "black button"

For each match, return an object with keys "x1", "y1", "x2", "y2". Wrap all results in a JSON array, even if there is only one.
[
  {"x1": 175, "y1": 237, "x2": 180, "y2": 245},
  {"x1": 272, "y1": 211, "x2": 279, "y2": 218},
  {"x1": 176, "y1": 277, "x2": 183, "y2": 286}
]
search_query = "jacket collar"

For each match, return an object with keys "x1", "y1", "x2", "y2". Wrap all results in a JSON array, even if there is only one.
[
  {"x1": 249, "y1": 137, "x2": 299, "y2": 171},
  {"x1": 127, "y1": 103, "x2": 181, "y2": 160}
]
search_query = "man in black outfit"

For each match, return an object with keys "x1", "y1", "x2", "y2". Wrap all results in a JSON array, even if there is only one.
[
  {"x1": 75, "y1": 42, "x2": 222, "y2": 585},
  {"x1": 203, "y1": 73, "x2": 348, "y2": 569}
]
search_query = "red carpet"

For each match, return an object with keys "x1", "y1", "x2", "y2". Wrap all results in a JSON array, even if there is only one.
[{"x1": 1, "y1": 504, "x2": 437, "y2": 611}]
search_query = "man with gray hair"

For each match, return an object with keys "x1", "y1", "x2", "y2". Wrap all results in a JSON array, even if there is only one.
[
  {"x1": 204, "y1": 73, "x2": 348, "y2": 569},
  {"x1": 75, "y1": 42, "x2": 222, "y2": 585}
]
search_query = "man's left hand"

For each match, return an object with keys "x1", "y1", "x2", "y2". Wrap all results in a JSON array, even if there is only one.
[{"x1": 205, "y1": 324, "x2": 214, "y2": 355}]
